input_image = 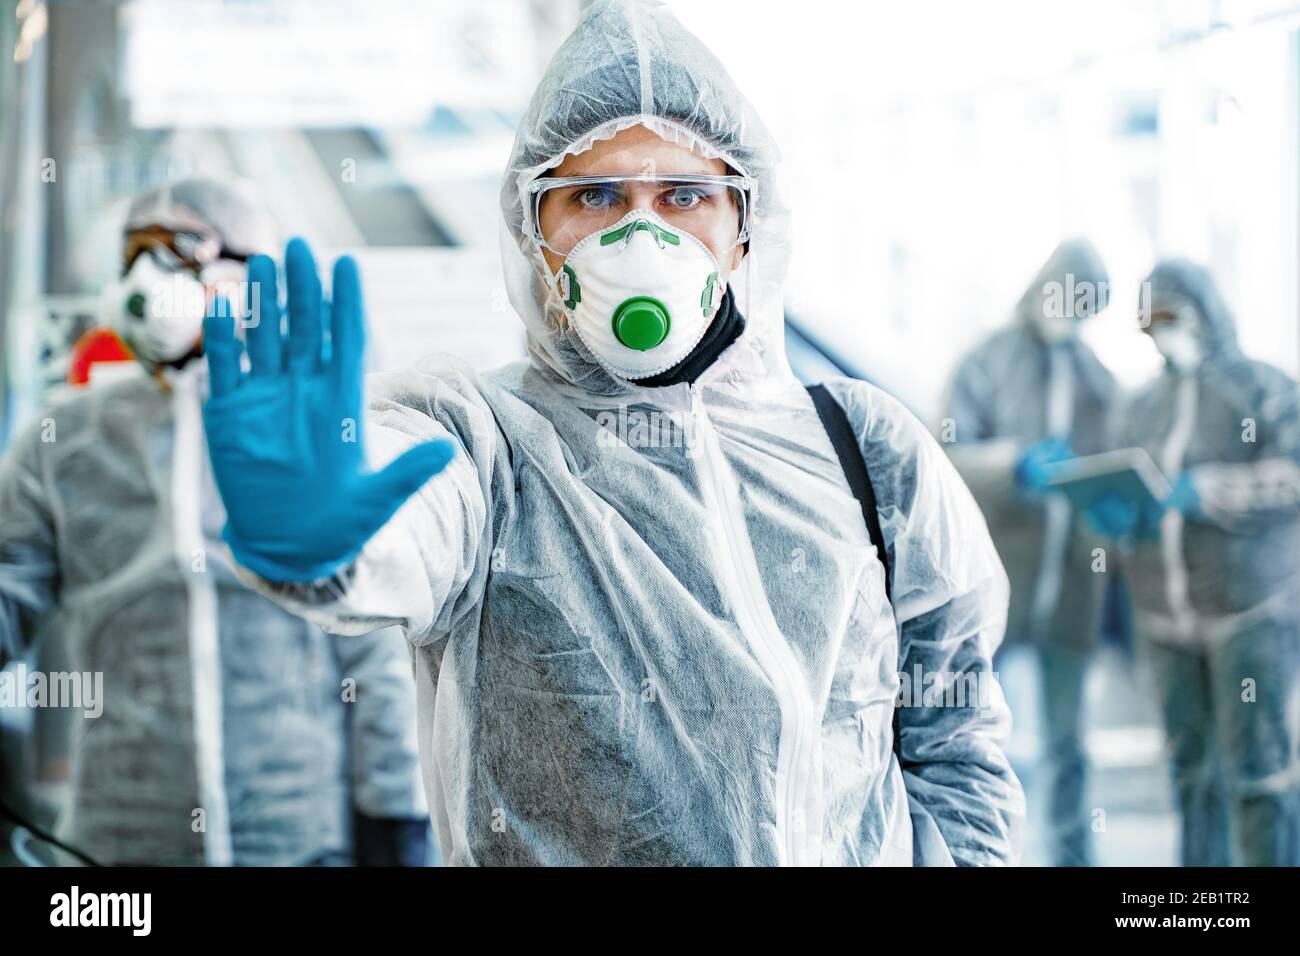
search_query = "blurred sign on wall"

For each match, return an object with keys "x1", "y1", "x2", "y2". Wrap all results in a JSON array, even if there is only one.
[{"x1": 120, "y1": 0, "x2": 570, "y2": 129}]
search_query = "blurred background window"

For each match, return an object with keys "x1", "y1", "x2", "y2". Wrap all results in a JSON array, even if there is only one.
[{"x1": 677, "y1": 0, "x2": 1300, "y2": 417}]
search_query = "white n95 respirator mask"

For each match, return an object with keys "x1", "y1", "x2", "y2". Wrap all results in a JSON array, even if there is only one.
[
  {"x1": 1150, "y1": 319, "x2": 1204, "y2": 374},
  {"x1": 557, "y1": 209, "x2": 725, "y2": 380},
  {"x1": 1033, "y1": 312, "x2": 1077, "y2": 345},
  {"x1": 100, "y1": 253, "x2": 208, "y2": 365}
]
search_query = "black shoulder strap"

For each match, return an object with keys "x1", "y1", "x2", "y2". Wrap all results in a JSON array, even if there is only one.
[
  {"x1": 807, "y1": 383, "x2": 904, "y2": 766},
  {"x1": 806, "y1": 384, "x2": 891, "y2": 602}
]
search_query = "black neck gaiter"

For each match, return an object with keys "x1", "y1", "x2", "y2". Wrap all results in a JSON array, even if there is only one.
[{"x1": 631, "y1": 285, "x2": 746, "y2": 388}]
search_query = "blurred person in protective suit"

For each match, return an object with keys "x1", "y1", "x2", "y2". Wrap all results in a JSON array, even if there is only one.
[
  {"x1": 1087, "y1": 260, "x2": 1300, "y2": 866},
  {"x1": 198, "y1": 0, "x2": 1024, "y2": 866},
  {"x1": 942, "y1": 239, "x2": 1118, "y2": 866},
  {"x1": 0, "y1": 178, "x2": 429, "y2": 866}
]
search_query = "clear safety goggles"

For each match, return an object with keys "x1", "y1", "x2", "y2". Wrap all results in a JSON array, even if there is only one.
[
  {"x1": 123, "y1": 225, "x2": 251, "y2": 277},
  {"x1": 528, "y1": 174, "x2": 753, "y2": 257}
]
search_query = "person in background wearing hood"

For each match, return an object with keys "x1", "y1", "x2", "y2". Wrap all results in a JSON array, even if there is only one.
[
  {"x1": 1086, "y1": 260, "x2": 1300, "y2": 866},
  {"x1": 942, "y1": 240, "x2": 1118, "y2": 866},
  {"x1": 0, "y1": 178, "x2": 430, "y2": 866},
  {"x1": 197, "y1": 0, "x2": 1024, "y2": 866}
]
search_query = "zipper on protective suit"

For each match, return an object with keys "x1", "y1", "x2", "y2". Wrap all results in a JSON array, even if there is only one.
[{"x1": 687, "y1": 383, "x2": 817, "y2": 866}]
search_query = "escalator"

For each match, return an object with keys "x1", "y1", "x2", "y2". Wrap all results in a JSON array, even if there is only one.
[{"x1": 303, "y1": 129, "x2": 455, "y2": 247}]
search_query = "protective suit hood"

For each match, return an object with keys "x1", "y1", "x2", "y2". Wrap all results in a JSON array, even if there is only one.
[
  {"x1": 126, "y1": 177, "x2": 278, "y2": 260},
  {"x1": 1006, "y1": 238, "x2": 1113, "y2": 400},
  {"x1": 499, "y1": 0, "x2": 791, "y2": 395},
  {"x1": 1015, "y1": 237, "x2": 1109, "y2": 330},
  {"x1": 1145, "y1": 258, "x2": 1239, "y2": 359}
]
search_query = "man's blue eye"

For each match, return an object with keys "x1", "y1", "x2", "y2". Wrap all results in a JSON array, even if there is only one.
[
  {"x1": 663, "y1": 187, "x2": 706, "y2": 209},
  {"x1": 577, "y1": 186, "x2": 620, "y2": 209}
]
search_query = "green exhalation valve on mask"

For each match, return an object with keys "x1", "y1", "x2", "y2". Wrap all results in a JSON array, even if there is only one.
[
  {"x1": 612, "y1": 296, "x2": 671, "y2": 351},
  {"x1": 126, "y1": 291, "x2": 148, "y2": 319}
]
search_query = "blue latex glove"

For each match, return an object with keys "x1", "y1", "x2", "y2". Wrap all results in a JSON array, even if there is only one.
[
  {"x1": 202, "y1": 239, "x2": 457, "y2": 582},
  {"x1": 1014, "y1": 437, "x2": 1073, "y2": 492},
  {"x1": 1084, "y1": 491, "x2": 1137, "y2": 537},
  {"x1": 1084, "y1": 490, "x2": 1164, "y2": 539},
  {"x1": 1164, "y1": 471, "x2": 1201, "y2": 517}
]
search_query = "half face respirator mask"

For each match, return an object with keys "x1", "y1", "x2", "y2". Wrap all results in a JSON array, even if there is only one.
[
  {"x1": 1150, "y1": 322, "x2": 1204, "y2": 373},
  {"x1": 1148, "y1": 303, "x2": 1205, "y2": 374},
  {"x1": 99, "y1": 229, "x2": 249, "y2": 367},
  {"x1": 100, "y1": 252, "x2": 207, "y2": 366},
  {"x1": 529, "y1": 173, "x2": 752, "y2": 380},
  {"x1": 560, "y1": 209, "x2": 724, "y2": 378}
]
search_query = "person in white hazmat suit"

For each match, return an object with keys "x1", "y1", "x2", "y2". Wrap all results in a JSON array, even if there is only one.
[
  {"x1": 0, "y1": 179, "x2": 428, "y2": 866},
  {"x1": 1088, "y1": 260, "x2": 1300, "y2": 866},
  {"x1": 942, "y1": 240, "x2": 1118, "y2": 866},
  {"x1": 199, "y1": 0, "x2": 1024, "y2": 866}
]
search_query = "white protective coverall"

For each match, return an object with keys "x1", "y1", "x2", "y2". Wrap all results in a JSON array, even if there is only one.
[{"x1": 238, "y1": 0, "x2": 1024, "y2": 866}]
